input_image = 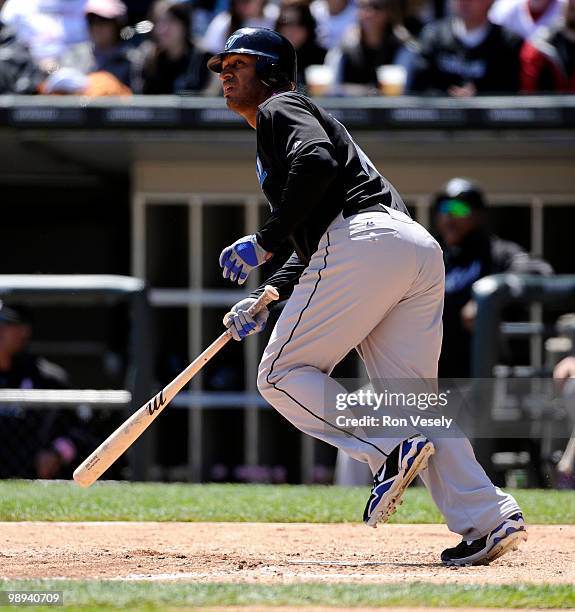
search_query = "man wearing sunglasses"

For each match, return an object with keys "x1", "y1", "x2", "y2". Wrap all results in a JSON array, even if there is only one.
[{"x1": 435, "y1": 177, "x2": 553, "y2": 378}]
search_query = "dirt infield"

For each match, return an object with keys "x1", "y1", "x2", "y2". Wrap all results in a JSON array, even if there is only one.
[{"x1": 1, "y1": 522, "x2": 572, "y2": 583}]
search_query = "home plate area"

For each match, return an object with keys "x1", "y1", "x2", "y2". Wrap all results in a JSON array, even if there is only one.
[{"x1": 1, "y1": 522, "x2": 573, "y2": 583}]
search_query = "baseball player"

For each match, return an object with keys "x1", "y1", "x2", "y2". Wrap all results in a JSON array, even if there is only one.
[{"x1": 208, "y1": 27, "x2": 527, "y2": 565}]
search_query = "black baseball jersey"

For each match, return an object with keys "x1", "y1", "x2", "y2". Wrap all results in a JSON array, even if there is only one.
[{"x1": 252, "y1": 91, "x2": 407, "y2": 301}]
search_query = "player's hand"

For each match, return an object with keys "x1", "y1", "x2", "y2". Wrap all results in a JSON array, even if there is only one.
[
  {"x1": 223, "y1": 297, "x2": 269, "y2": 341},
  {"x1": 448, "y1": 82, "x2": 476, "y2": 97},
  {"x1": 554, "y1": 356, "x2": 575, "y2": 392},
  {"x1": 461, "y1": 299, "x2": 477, "y2": 332},
  {"x1": 219, "y1": 234, "x2": 271, "y2": 285}
]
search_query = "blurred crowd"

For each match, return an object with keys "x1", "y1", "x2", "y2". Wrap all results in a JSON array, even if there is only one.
[{"x1": 0, "y1": 0, "x2": 573, "y2": 97}]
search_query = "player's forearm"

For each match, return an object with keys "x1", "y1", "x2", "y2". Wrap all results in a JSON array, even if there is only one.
[
  {"x1": 249, "y1": 251, "x2": 306, "y2": 303},
  {"x1": 257, "y1": 144, "x2": 337, "y2": 253}
]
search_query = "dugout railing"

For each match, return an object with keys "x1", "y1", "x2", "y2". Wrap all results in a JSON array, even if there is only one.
[
  {"x1": 469, "y1": 274, "x2": 575, "y2": 484},
  {"x1": 0, "y1": 275, "x2": 153, "y2": 481}
]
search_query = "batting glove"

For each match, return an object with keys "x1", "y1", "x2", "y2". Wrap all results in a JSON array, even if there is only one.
[
  {"x1": 219, "y1": 234, "x2": 271, "y2": 285},
  {"x1": 223, "y1": 297, "x2": 269, "y2": 341}
]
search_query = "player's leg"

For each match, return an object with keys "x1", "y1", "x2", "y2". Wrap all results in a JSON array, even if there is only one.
[
  {"x1": 257, "y1": 210, "x2": 423, "y2": 473},
  {"x1": 358, "y1": 214, "x2": 526, "y2": 562}
]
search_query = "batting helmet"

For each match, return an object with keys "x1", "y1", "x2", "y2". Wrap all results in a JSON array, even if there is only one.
[{"x1": 207, "y1": 27, "x2": 297, "y2": 89}]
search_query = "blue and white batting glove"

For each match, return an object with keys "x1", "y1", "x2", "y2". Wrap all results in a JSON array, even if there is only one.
[
  {"x1": 219, "y1": 234, "x2": 271, "y2": 285},
  {"x1": 224, "y1": 297, "x2": 269, "y2": 341}
]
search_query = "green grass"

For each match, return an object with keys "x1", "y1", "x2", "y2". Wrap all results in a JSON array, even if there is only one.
[
  {"x1": 1, "y1": 581, "x2": 573, "y2": 610},
  {"x1": 0, "y1": 481, "x2": 573, "y2": 524},
  {"x1": 1, "y1": 484, "x2": 572, "y2": 610}
]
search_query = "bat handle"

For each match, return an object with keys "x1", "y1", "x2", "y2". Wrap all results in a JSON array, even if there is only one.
[
  {"x1": 223, "y1": 285, "x2": 279, "y2": 328},
  {"x1": 247, "y1": 285, "x2": 280, "y2": 315}
]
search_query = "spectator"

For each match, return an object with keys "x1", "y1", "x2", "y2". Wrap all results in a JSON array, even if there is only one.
[
  {"x1": 0, "y1": 0, "x2": 88, "y2": 72},
  {"x1": 203, "y1": 0, "x2": 279, "y2": 55},
  {"x1": 310, "y1": 0, "x2": 358, "y2": 50},
  {"x1": 0, "y1": 304, "x2": 90, "y2": 479},
  {"x1": 326, "y1": 0, "x2": 416, "y2": 93},
  {"x1": 409, "y1": 0, "x2": 523, "y2": 95},
  {"x1": 0, "y1": 0, "x2": 45, "y2": 94},
  {"x1": 276, "y1": 1, "x2": 327, "y2": 89},
  {"x1": 433, "y1": 178, "x2": 553, "y2": 378},
  {"x1": 139, "y1": 0, "x2": 212, "y2": 94},
  {"x1": 58, "y1": 0, "x2": 138, "y2": 89},
  {"x1": 490, "y1": 0, "x2": 566, "y2": 40},
  {"x1": 520, "y1": 0, "x2": 575, "y2": 92}
]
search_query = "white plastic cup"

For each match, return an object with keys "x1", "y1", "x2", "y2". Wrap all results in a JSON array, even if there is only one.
[
  {"x1": 376, "y1": 64, "x2": 407, "y2": 96},
  {"x1": 305, "y1": 64, "x2": 335, "y2": 97}
]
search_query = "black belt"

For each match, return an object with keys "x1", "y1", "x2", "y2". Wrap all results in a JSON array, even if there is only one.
[{"x1": 342, "y1": 191, "x2": 393, "y2": 218}]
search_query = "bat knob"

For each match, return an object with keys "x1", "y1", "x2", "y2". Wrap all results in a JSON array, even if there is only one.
[{"x1": 222, "y1": 311, "x2": 233, "y2": 326}]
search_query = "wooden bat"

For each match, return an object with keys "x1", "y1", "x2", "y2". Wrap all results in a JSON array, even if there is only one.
[{"x1": 73, "y1": 285, "x2": 279, "y2": 488}]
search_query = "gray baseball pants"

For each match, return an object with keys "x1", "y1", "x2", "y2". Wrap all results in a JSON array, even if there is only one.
[{"x1": 257, "y1": 206, "x2": 521, "y2": 539}]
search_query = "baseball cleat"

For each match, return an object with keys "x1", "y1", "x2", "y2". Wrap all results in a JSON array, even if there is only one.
[
  {"x1": 363, "y1": 434, "x2": 435, "y2": 527},
  {"x1": 441, "y1": 512, "x2": 527, "y2": 566}
]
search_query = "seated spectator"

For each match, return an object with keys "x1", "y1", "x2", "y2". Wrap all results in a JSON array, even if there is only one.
[
  {"x1": 311, "y1": 0, "x2": 358, "y2": 50},
  {"x1": 276, "y1": 1, "x2": 327, "y2": 89},
  {"x1": 0, "y1": 0, "x2": 88, "y2": 72},
  {"x1": 58, "y1": 0, "x2": 138, "y2": 89},
  {"x1": 326, "y1": 0, "x2": 416, "y2": 93},
  {"x1": 139, "y1": 0, "x2": 212, "y2": 94},
  {"x1": 490, "y1": 0, "x2": 566, "y2": 40},
  {"x1": 0, "y1": 0, "x2": 45, "y2": 94},
  {"x1": 409, "y1": 0, "x2": 523, "y2": 95},
  {"x1": 203, "y1": 0, "x2": 279, "y2": 55},
  {"x1": 520, "y1": 0, "x2": 575, "y2": 92},
  {"x1": 0, "y1": 304, "x2": 91, "y2": 479},
  {"x1": 433, "y1": 178, "x2": 553, "y2": 378}
]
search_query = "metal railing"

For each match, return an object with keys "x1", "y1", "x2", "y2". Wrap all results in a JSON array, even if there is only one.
[{"x1": 0, "y1": 275, "x2": 152, "y2": 480}]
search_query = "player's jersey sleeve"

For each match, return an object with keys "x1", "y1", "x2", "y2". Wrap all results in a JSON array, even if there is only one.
[
  {"x1": 256, "y1": 96, "x2": 338, "y2": 253},
  {"x1": 249, "y1": 251, "x2": 307, "y2": 303}
]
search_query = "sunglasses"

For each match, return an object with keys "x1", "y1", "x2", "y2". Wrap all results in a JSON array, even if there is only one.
[{"x1": 437, "y1": 198, "x2": 473, "y2": 217}]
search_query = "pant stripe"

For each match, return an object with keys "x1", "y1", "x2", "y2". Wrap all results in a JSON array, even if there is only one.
[{"x1": 266, "y1": 232, "x2": 389, "y2": 460}]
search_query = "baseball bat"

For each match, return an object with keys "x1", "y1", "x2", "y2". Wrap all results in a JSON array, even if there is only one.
[{"x1": 73, "y1": 285, "x2": 279, "y2": 488}]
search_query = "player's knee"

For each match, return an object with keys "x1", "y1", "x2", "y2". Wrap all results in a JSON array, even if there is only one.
[
  {"x1": 257, "y1": 359, "x2": 287, "y2": 403},
  {"x1": 257, "y1": 363, "x2": 274, "y2": 401}
]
